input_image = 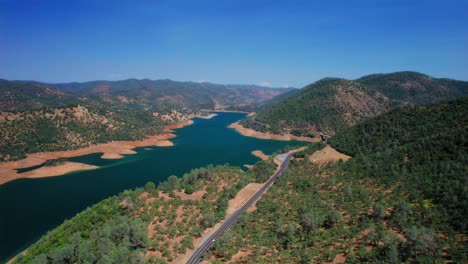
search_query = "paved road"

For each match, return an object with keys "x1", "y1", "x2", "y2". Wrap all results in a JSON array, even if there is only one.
[{"x1": 186, "y1": 153, "x2": 293, "y2": 264}]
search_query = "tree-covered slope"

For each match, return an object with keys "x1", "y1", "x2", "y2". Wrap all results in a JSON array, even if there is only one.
[
  {"x1": 0, "y1": 80, "x2": 176, "y2": 161},
  {"x1": 357, "y1": 71, "x2": 468, "y2": 105},
  {"x1": 11, "y1": 160, "x2": 279, "y2": 264},
  {"x1": 0, "y1": 103, "x2": 167, "y2": 161},
  {"x1": 241, "y1": 78, "x2": 390, "y2": 135},
  {"x1": 331, "y1": 96, "x2": 468, "y2": 230},
  {"x1": 241, "y1": 72, "x2": 468, "y2": 136},
  {"x1": 0, "y1": 80, "x2": 78, "y2": 111},
  {"x1": 202, "y1": 99, "x2": 467, "y2": 263},
  {"x1": 204, "y1": 152, "x2": 466, "y2": 263}
]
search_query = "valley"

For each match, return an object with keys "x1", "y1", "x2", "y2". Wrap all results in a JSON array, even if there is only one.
[
  {"x1": 1, "y1": 72, "x2": 467, "y2": 264},
  {"x1": 3, "y1": 2, "x2": 467, "y2": 263}
]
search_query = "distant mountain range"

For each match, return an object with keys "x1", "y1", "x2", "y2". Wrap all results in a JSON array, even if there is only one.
[
  {"x1": 240, "y1": 71, "x2": 468, "y2": 135},
  {"x1": 0, "y1": 78, "x2": 294, "y2": 112}
]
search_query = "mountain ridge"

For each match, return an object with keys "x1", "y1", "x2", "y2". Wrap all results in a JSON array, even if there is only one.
[{"x1": 240, "y1": 71, "x2": 468, "y2": 136}]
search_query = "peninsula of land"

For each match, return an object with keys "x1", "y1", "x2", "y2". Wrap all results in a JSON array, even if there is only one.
[
  {"x1": 0, "y1": 120, "x2": 194, "y2": 185},
  {"x1": 228, "y1": 121, "x2": 320, "y2": 142}
]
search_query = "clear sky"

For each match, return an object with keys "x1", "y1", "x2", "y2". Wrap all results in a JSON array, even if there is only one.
[{"x1": 1, "y1": 0, "x2": 467, "y2": 87}]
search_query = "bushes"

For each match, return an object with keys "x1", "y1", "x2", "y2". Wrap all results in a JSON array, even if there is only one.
[
  {"x1": 145, "y1": 182, "x2": 156, "y2": 192},
  {"x1": 250, "y1": 160, "x2": 276, "y2": 183}
]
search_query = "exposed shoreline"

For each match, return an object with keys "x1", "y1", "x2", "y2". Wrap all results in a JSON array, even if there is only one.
[
  {"x1": 0, "y1": 120, "x2": 194, "y2": 185},
  {"x1": 195, "y1": 113, "x2": 218, "y2": 119},
  {"x1": 251, "y1": 150, "x2": 269, "y2": 161},
  {"x1": 228, "y1": 121, "x2": 321, "y2": 143},
  {"x1": 201, "y1": 109, "x2": 250, "y2": 114}
]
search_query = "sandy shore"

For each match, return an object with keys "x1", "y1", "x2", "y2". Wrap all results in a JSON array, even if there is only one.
[
  {"x1": 0, "y1": 162, "x2": 99, "y2": 184},
  {"x1": 229, "y1": 121, "x2": 321, "y2": 142},
  {"x1": 201, "y1": 109, "x2": 249, "y2": 114},
  {"x1": 243, "y1": 164, "x2": 254, "y2": 170},
  {"x1": 163, "y1": 119, "x2": 194, "y2": 132},
  {"x1": 0, "y1": 120, "x2": 194, "y2": 185},
  {"x1": 196, "y1": 113, "x2": 218, "y2": 119},
  {"x1": 251, "y1": 150, "x2": 269, "y2": 161}
]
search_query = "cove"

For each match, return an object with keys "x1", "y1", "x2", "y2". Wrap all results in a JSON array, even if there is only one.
[{"x1": 0, "y1": 113, "x2": 305, "y2": 262}]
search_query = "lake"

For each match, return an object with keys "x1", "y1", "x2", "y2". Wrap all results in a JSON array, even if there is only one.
[{"x1": 0, "y1": 113, "x2": 305, "y2": 262}]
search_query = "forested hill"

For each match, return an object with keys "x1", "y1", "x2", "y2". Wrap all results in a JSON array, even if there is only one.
[
  {"x1": 357, "y1": 71, "x2": 468, "y2": 105},
  {"x1": 240, "y1": 72, "x2": 468, "y2": 136},
  {"x1": 241, "y1": 78, "x2": 390, "y2": 135},
  {"x1": 0, "y1": 80, "x2": 79, "y2": 111},
  {"x1": 0, "y1": 79, "x2": 292, "y2": 161},
  {"x1": 331, "y1": 96, "x2": 468, "y2": 230}
]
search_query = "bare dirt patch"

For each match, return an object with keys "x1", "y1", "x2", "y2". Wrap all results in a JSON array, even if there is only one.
[
  {"x1": 309, "y1": 146, "x2": 351, "y2": 164},
  {"x1": 175, "y1": 189, "x2": 206, "y2": 200},
  {"x1": 226, "y1": 183, "x2": 263, "y2": 215},
  {"x1": 333, "y1": 253, "x2": 347, "y2": 264}
]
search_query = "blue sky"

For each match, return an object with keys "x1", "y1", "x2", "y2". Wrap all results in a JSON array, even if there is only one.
[{"x1": 1, "y1": 0, "x2": 467, "y2": 87}]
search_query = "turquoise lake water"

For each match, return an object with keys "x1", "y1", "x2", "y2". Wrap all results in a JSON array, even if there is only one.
[{"x1": 0, "y1": 113, "x2": 306, "y2": 262}]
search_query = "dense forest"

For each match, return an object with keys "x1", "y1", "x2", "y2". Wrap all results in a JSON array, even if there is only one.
[
  {"x1": 357, "y1": 71, "x2": 468, "y2": 105},
  {"x1": 240, "y1": 71, "x2": 468, "y2": 136},
  {"x1": 330, "y1": 97, "x2": 468, "y2": 231}
]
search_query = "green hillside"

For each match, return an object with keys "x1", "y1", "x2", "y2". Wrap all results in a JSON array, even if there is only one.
[
  {"x1": 241, "y1": 78, "x2": 390, "y2": 135},
  {"x1": 11, "y1": 161, "x2": 277, "y2": 264},
  {"x1": 0, "y1": 80, "x2": 78, "y2": 111},
  {"x1": 202, "y1": 98, "x2": 467, "y2": 263},
  {"x1": 240, "y1": 72, "x2": 468, "y2": 136},
  {"x1": 330, "y1": 96, "x2": 468, "y2": 230},
  {"x1": 357, "y1": 71, "x2": 468, "y2": 105},
  {"x1": 0, "y1": 80, "x2": 170, "y2": 161}
]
